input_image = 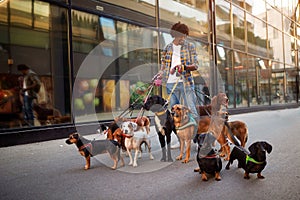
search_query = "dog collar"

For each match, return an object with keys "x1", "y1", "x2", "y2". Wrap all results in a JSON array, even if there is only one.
[
  {"x1": 246, "y1": 155, "x2": 264, "y2": 165},
  {"x1": 79, "y1": 143, "x2": 92, "y2": 151},
  {"x1": 121, "y1": 133, "x2": 133, "y2": 138},
  {"x1": 155, "y1": 110, "x2": 166, "y2": 116}
]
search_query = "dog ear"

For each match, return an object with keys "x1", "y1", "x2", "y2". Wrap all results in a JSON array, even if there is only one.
[
  {"x1": 248, "y1": 142, "x2": 258, "y2": 154},
  {"x1": 130, "y1": 122, "x2": 138, "y2": 130},
  {"x1": 262, "y1": 142, "x2": 272, "y2": 154}
]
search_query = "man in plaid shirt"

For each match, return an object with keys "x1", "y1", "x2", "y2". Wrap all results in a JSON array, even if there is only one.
[{"x1": 158, "y1": 22, "x2": 199, "y2": 123}]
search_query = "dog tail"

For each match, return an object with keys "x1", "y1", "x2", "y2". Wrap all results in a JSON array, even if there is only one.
[{"x1": 224, "y1": 121, "x2": 241, "y2": 146}]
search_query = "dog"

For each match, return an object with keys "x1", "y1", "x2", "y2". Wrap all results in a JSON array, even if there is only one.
[
  {"x1": 196, "y1": 93, "x2": 248, "y2": 160},
  {"x1": 193, "y1": 133, "x2": 222, "y2": 181},
  {"x1": 120, "y1": 121, "x2": 154, "y2": 167},
  {"x1": 225, "y1": 141, "x2": 272, "y2": 179},
  {"x1": 114, "y1": 116, "x2": 151, "y2": 134},
  {"x1": 143, "y1": 95, "x2": 176, "y2": 162},
  {"x1": 98, "y1": 116, "x2": 151, "y2": 150},
  {"x1": 65, "y1": 133, "x2": 124, "y2": 170},
  {"x1": 171, "y1": 104, "x2": 197, "y2": 163}
]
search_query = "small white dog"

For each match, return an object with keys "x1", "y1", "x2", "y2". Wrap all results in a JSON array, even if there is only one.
[{"x1": 120, "y1": 121, "x2": 154, "y2": 167}]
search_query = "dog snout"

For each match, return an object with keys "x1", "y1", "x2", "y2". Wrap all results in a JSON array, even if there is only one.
[{"x1": 65, "y1": 139, "x2": 72, "y2": 144}]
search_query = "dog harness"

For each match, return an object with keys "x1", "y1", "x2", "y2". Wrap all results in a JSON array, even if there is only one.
[
  {"x1": 246, "y1": 155, "x2": 264, "y2": 165},
  {"x1": 176, "y1": 113, "x2": 197, "y2": 130},
  {"x1": 79, "y1": 143, "x2": 93, "y2": 155}
]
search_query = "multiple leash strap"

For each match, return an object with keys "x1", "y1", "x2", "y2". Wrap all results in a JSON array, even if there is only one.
[{"x1": 224, "y1": 121, "x2": 241, "y2": 146}]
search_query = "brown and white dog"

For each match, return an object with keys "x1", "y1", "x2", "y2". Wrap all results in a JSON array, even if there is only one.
[
  {"x1": 98, "y1": 116, "x2": 151, "y2": 151},
  {"x1": 120, "y1": 121, "x2": 154, "y2": 167},
  {"x1": 171, "y1": 104, "x2": 197, "y2": 163}
]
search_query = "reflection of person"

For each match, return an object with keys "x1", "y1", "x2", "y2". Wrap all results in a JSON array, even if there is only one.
[
  {"x1": 159, "y1": 22, "x2": 199, "y2": 121},
  {"x1": 202, "y1": 83, "x2": 210, "y2": 105},
  {"x1": 17, "y1": 64, "x2": 41, "y2": 126},
  {"x1": 193, "y1": 72, "x2": 206, "y2": 105}
]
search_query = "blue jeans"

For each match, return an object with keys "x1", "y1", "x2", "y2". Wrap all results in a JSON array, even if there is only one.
[
  {"x1": 23, "y1": 95, "x2": 34, "y2": 122},
  {"x1": 166, "y1": 82, "x2": 199, "y2": 121}
]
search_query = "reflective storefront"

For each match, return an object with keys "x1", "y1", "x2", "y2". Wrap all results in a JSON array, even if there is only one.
[{"x1": 0, "y1": 0, "x2": 299, "y2": 131}]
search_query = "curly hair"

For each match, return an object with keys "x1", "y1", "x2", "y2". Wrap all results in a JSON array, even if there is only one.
[{"x1": 170, "y1": 22, "x2": 189, "y2": 38}]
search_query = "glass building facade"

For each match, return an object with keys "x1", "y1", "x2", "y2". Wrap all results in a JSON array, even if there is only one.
[{"x1": 0, "y1": 0, "x2": 299, "y2": 132}]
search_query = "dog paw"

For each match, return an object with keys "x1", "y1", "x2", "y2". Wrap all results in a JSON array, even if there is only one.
[
  {"x1": 133, "y1": 163, "x2": 138, "y2": 167},
  {"x1": 111, "y1": 166, "x2": 117, "y2": 170},
  {"x1": 150, "y1": 155, "x2": 154, "y2": 160},
  {"x1": 84, "y1": 165, "x2": 90, "y2": 170},
  {"x1": 182, "y1": 159, "x2": 189, "y2": 163},
  {"x1": 194, "y1": 168, "x2": 200, "y2": 172},
  {"x1": 176, "y1": 155, "x2": 182, "y2": 160},
  {"x1": 128, "y1": 162, "x2": 133, "y2": 166},
  {"x1": 215, "y1": 173, "x2": 221, "y2": 181},
  {"x1": 244, "y1": 173, "x2": 250, "y2": 179},
  {"x1": 257, "y1": 173, "x2": 265, "y2": 179}
]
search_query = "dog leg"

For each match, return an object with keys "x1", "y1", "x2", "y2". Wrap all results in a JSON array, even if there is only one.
[
  {"x1": 127, "y1": 149, "x2": 133, "y2": 166},
  {"x1": 182, "y1": 140, "x2": 191, "y2": 163},
  {"x1": 146, "y1": 140, "x2": 154, "y2": 160},
  {"x1": 257, "y1": 173, "x2": 265, "y2": 179},
  {"x1": 201, "y1": 172, "x2": 208, "y2": 181},
  {"x1": 133, "y1": 149, "x2": 139, "y2": 167},
  {"x1": 244, "y1": 172, "x2": 250, "y2": 179},
  {"x1": 85, "y1": 156, "x2": 91, "y2": 170},
  {"x1": 176, "y1": 138, "x2": 184, "y2": 161},
  {"x1": 215, "y1": 172, "x2": 221, "y2": 181}
]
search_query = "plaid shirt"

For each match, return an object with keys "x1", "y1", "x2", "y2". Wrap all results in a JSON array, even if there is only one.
[{"x1": 160, "y1": 40, "x2": 199, "y2": 86}]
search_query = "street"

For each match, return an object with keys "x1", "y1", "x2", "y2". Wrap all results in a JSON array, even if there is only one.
[{"x1": 1, "y1": 108, "x2": 300, "y2": 200}]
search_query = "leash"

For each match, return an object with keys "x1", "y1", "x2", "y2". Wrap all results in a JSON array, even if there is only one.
[
  {"x1": 224, "y1": 121, "x2": 241, "y2": 146},
  {"x1": 166, "y1": 77, "x2": 181, "y2": 102}
]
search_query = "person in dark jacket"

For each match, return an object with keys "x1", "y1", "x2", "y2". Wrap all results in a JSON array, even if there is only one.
[{"x1": 17, "y1": 64, "x2": 41, "y2": 126}]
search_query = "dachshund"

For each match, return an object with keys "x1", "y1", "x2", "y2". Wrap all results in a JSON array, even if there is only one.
[
  {"x1": 225, "y1": 141, "x2": 272, "y2": 179},
  {"x1": 194, "y1": 133, "x2": 222, "y2": 181}
]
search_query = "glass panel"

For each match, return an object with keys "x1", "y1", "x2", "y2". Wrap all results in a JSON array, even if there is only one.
[
  {"x1": 233, "y1": 5, "x2": 245, "y2": 51},
  {"x1": 102, "y1": 0, "x2": 155, "y2": 18},
  {"x1": 271, "y1": 65, "x2": 285, "y2": 104},
  {"x1": 268, "y1": 25, "x2": 284, "y2": 62},
  {"x1": 257, "y1": 58, "x2": 272, "y2": 105},
  {"x1": 193, "y1": 41, "x2": 210, "y2": 106},
  {"x1": 234, "y1": 52, "x2": 248, "y2": 107},
  {"x1": 232, "y1": 0, "x2": 244, "y2": 9},
  {"x1": 251, "y1": 0, "x2": 266, "y2": 16},
  {"x1": 285, "y1": 67, "x2": 297, "y2": 103},
  {"x1": 216, "y1": 0, "x2": 231, "y2": 47},
  {"x1": 10, "y1": 0, "x2": 32, "y2": 27},
  {"x1": 284, "y1": 33, "x2": 295, "y2": 65},
  {"x1": 267, "y1": 4, "x2": 282, "y2": 30},
  {"x1": 247, "y1": 55, "x2": 259, "y2": 106},
  {"x1": 0, "y1": 2, "x2": 70, "y2": 129},
  {"x1": 246, "y1": 13, "x2": 268, "y2": 57},
  {"x1": 72, "y1": 11, "x2": 158, "y2": 121},
  {"x1": 159, "y1": 0, "x2": 208, "y2": 38},
  {"x1": 0, "y1": 0, "x2": 8, "y2": 24}
]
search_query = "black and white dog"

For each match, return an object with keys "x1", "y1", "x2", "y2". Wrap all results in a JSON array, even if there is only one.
[{"x1": 143, "y1": 95, "x2": 176, "y2": 162}]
